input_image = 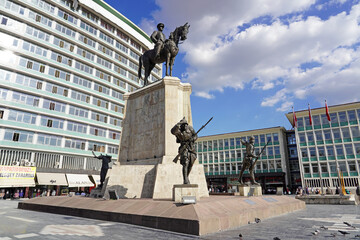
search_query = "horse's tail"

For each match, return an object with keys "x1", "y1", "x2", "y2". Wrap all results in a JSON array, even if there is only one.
[{"x1": 138, "y1": 55, "x2": 143, "y2": 80}]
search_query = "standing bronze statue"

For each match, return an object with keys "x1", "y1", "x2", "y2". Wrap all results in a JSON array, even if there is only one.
[
  {"x1": 238, "y1": 137, "x2": 269, "y2": 185},
  {"x1": 138, "y1": 23, "x2": 190, "y2": 86},
  {"x1": 171, "y1": 117, "x2": 212, "y2": 184},
  {"x1": 92, "y1": 151, "x2": 111, "y2": 188},
  {"x1": 171, "y1": 118, "x2": 197, "y2": 184}
]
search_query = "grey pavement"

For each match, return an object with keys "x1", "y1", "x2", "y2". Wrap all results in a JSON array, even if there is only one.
[{"x1": 0, "y1": 198, "x2": 360, "y2": 239}]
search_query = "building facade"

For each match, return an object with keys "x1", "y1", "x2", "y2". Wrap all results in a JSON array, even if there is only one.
[
  {"x1": 286, "y1": 102, "x2": 360, "y2": 191},
  {"x1": 285, "y1": 130, "x2": 301, "y2": 191},
  {"x1": 196, "y1": 127, "x2": 290, "y2": 194},
  {"x1": 0, "y1": 0, "x2": 161, "y2": 191}
]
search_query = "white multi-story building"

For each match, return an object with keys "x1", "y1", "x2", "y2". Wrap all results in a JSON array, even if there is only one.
[
  {"x1": 0, "y1": 0, "x2": 161, "y2": 187},
  {"x1": 286, "y1": 102, "x2": 360, "y2": 191},
  {"x1": 197, "y1": 127, "x2": 290, "y2": 193}
]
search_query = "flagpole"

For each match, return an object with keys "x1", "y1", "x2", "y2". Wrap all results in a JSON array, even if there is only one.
[
  {"x1": 293, "y1": 106, "x2": 306, "y2": 190},
  {"x1": 326, "y1": 100, "x2": 342, "y2": 194},
  {"x1": 308, "y1": 103, "x2": 324, "y2": 194}
]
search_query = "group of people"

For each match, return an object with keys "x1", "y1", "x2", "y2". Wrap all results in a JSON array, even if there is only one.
[{"x1": 295, "y1": 185, "x2": 360, "y2": 195}]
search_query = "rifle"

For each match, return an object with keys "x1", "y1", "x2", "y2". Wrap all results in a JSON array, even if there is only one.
[
  {"x1": 252, "y1": 139, "x2": 271, "y2": 167},
  {"x1": 173, "y1": 117, "x2": 213, "y2": 163}
]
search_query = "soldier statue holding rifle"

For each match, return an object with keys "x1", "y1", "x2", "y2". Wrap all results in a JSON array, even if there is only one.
[
  {"x1": 92, "y1": 151, "x2": 111, "y2": 188},
  {"x1": 171, "y1": 117, "x2": 212, "y2": 184},
  {"x1": 238, "y1": 137, "x2": 269, "y2": 185}
]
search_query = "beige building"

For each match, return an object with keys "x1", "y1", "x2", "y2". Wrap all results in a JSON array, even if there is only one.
[
  {"x1": 285, "y1": 102, "x2": 360, "y2": 191},
  {"x1": 196, "y1": 126, "x2": 290, "y2": 193}
]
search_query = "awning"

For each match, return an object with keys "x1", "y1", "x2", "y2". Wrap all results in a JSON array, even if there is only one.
[
  {"x1": 90, "y1": 175, "x2": 101, "y2": 187},
  {"x1": 36, "y1": 173, "x2": 68, "y2": 186},
  {"x1": 66, "y1": 174, "x2": 94, "y2": 187},
  {"x1": 0, "y1": 166, "x2": 36, "y2": 187}
]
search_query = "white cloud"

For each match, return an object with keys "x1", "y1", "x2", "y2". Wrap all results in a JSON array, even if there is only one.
[
  {"x1": 261, "y1": 89, "x2": 288, "y2": 107},
  {"x1": 277, "y1": 101, "x2": 294, "y2": 112},
  {"x1": 194, "y1": 91, "x2": 215, "y2": 99},
  {"x1": 142, "y1": 0, "x2": 360, "y2": 111}
]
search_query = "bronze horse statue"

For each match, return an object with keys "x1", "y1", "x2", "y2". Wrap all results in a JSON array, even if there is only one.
[{"x1": 138, "y1": 23, "x2": 190, "y2": 86}]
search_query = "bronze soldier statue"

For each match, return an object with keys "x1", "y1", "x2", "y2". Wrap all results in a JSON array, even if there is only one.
[
  {"x1": 171, "y1": 118, "x2": 198, "y2": 184},
  {"x1": 238, "y1": 136, "x2": 260, "y2": 185},
  {"x1": 92, "y1": 151, "x2": 111, "y2": 188},
  {"x1": 150, "y1": 23, "x2": 166, "y2": 60}
]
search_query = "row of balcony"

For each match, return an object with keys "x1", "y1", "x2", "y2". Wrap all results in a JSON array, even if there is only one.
[
  {"x1": 302, "y1": 154, "x2": 360, "y2": 162},
  {"x1": 197, "y1": 141, "x2": 280, "y2": 152},
  {"x1": 297, "y1": 121, "x2": 359, "y2": 131},
  {"x1": 205, "y1": 169, "x2": 283, "y2": 176},
  {"x1": 199, "y1": 155, "x2": 282, "y2": 164},
  {"x1": 303, "y1": 172, "x2": 359, "y2": 178},
  {"x1": 299, "y1": 138, "x2": 360, "y2": 146}
]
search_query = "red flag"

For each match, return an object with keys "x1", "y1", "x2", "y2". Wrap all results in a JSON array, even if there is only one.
[
  {"x1": 325, "y1": 100, "x2": 331, "y2": 121},
  {"x1": 292, "y1": 106, "x2": 297, "y2": 128},
  {"x1": 308, "y1": 103, "x2": 312, "y2": 125}
]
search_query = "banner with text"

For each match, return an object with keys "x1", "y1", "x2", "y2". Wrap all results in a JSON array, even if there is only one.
[{"x1": 0, "y1": 166, "x2": 36, "y2": 187}]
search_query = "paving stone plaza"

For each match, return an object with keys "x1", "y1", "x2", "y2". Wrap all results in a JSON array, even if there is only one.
[{"x1": 0, "y1": 199, "x2": 359, "y2": 240}]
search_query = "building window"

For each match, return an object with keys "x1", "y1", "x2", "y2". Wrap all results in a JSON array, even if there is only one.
[
  {"x1": 27, "y1": 61, "x2": 33, "y2": 69},
  {"x1": 13, "y1": 133, "x2": 20, "y2": 141},
  {"x1": 52, "y1": 86, "x2": 57, "y2": 94},
  {"x1": 47, "y1": 119, "x2": 53, "y2": 127},
  {"x1": 33, "y1": 99, "x2": 39, "y2": 107},
  {"x1": 327, "y1": 145, "x2": 335, "y2": 156},
  {"x1": 36, "y1": 81, "x2": 43, "y2": 89}
]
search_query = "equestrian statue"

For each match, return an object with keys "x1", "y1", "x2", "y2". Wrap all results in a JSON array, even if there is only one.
[{"x1": 138, "y1": 22, "x2": 190, "y2": 86}]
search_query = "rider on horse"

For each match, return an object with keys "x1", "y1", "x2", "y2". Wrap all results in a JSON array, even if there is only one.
[{"x1": 150, "y1": 23, "x2": 166, "y2": 60}]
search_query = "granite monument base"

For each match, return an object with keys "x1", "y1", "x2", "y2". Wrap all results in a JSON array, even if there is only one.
[
  {"x1": 18, "y1": 195, "x2": 305, "y2": 236},
  {"x1": 237, "y1": 185, "x2": 262, "y2": 196},
  {"x1": 102, "y1": 77, "x2": 209, "y2": 200},
  {"x1": 103, "y1": 159, "x2": 208, "y2": 200},
  {"x1": 173, "y1": 184, "x2": 199, "y2": 203}
]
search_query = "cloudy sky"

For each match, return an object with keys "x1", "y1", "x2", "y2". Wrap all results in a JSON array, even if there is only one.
[{"x1": 105, "y1": 0, "x2": 360, "y2": 136}]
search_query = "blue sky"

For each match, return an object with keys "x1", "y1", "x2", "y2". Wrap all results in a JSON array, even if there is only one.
[{"x1": 104, "y1": 0, "x2": 360, "y2": 136}]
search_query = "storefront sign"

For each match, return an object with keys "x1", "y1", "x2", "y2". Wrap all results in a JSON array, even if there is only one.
[
  {"x1": 36, "y1": 173, "x2": 68, "y2": 186},
  {"x1": 0, "y1": 165, "x2": 36, "y2": 187},
  {"x1": 66, "y1": 174, "x2": 94, "y2": 187}
]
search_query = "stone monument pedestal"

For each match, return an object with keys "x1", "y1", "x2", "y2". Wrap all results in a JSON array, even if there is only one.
[
  {"x1": 172, "y1": 184, "x2": 199, "y2": 203},
  {"x1": 89, "y1": 187, "x2": 102, "y2": 198},
  {"x1": 103, "y1": 77, "x2": 209, "y2": 200},
  {"x1": 237, "y1": 185, "x2": 262, "y2": 196}
]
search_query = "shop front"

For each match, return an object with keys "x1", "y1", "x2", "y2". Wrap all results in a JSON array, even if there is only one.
[
  {"x1": 207, "y1": 177, "x2": 228, "y2": 193},
  {"x1": 0, "y1": 165, "x2": 36, "y2": 199},
  {"x1": 66, "y1": 174, "x2": 95, "y2": 195},
  {"x1": 35, "y1": 172, "x2": 68, "y2": 196}
]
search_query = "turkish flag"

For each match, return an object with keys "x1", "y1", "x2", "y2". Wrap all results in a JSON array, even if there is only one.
[
  {"x1": 308, "y1": 104, "x2": 312, "y2": 125},
  {"x1": 292, "y1": 107, "x2": 297, "y2": 128},
  {"x1": 325, "y1": 100, "x2": 331, "y2": 121}
]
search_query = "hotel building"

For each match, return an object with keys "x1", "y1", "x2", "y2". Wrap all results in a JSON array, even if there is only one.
[
  {"x1": 285, "y1": 102, "x2": 360, "y2": 191},
  {"x1": 0, "y1": 0, "x2": 161, "y2": 190}
]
